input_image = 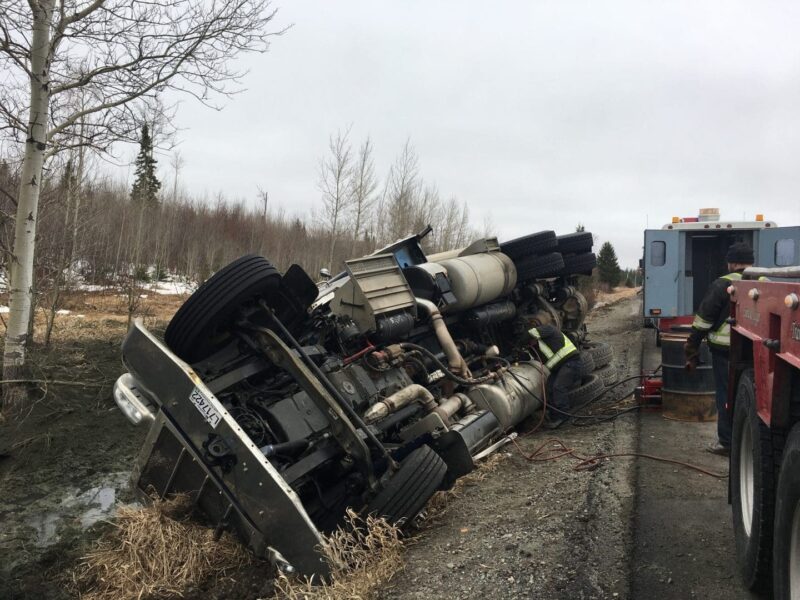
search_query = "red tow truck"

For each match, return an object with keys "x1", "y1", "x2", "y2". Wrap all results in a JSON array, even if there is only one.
[{"x1": 729, "y1": 267, "x2": 800, "y2": 598}]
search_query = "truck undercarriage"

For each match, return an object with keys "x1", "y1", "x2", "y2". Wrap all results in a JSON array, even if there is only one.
[{"x1": 113, "y1": 228, "x2": 599, "y2": 577}]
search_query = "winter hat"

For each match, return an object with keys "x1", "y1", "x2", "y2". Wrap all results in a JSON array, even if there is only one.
[{"x1": 725, "y1": 242, "x2": 754, "y2": 264}]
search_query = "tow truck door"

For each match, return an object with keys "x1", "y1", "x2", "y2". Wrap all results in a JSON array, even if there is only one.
[
  {"x1": 757, "y1": 227, "x2": 800, "y2": 268},
  {"x1": 643, "y1": 229, "x2": 681, "y2": 318}
]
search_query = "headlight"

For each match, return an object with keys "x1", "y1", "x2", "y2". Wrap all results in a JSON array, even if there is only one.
[{"x1": 113, "y1": 373, "x2": 155, "y2": 425}]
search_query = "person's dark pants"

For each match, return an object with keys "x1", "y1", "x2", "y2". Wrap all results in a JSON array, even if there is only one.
[
  {"x1": 711, "y1": 351, "x2": 732, "y2": 447},
  {"x1": 547, "y1": 356, "x2": 582, "y2": 418}
]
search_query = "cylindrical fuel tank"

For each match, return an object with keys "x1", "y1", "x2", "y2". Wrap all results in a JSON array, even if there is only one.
[
  {"x1": 466, "y1": 362, "x2": 547, "y2": 429},
  {"x1": 437, "y1": 252, "x2": 517, "y2": 313},
  {"x1": 661, "y1": 332, "x2": 716, "y2": 422}
]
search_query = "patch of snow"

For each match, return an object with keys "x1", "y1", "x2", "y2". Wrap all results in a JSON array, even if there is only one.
[
  {"x1": 77, "y1": 314, "x2": 86, "y2": 318},
  {"x1": 76, "y1": 283, "x2": 110, "y2": 292},
  {"x1": 145, "y1": 280, "x2": 196, "y2": 295},
  {"x1": 0, "y1": 305, "x2": 9, "y2": 313},
  {"x1": 56, "y1": 309, "x2": 71, "y2": 315},
  {"x1": 139, "y1": 294, "x2": 148, "y2": 299}
]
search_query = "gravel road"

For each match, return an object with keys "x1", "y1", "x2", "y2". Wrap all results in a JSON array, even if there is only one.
[{"x1": 381, "y1": 294, "x2": 645, "y2": 600}]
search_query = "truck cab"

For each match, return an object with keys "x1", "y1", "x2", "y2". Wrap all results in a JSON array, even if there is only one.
[{"x1": 643, "y1": 208, "x2": 800, "y2": 336}]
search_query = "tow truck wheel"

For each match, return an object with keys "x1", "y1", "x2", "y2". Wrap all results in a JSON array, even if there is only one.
[
  {"x1": 773, "y1": 424, "x2": 800, "y2": 600},
  {"x1": 731, "y1": 369, "x2": 782, "y2": 591},
  {"x1": 164, "y1": 254, "x2": 281, "y2": 362}
]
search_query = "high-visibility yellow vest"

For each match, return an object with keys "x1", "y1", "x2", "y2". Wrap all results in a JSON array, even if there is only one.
[
  {"x1": 528, "y1": 329, "x2": 578, "y2": 369},
  {"x1": 691, "y1": 272, "x2": 742, "y2": 347}
]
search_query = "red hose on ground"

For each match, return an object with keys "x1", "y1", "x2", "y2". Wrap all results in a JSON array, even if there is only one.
[{"x1": 510, "y1": 436, "x2": 728, "y2": 478}]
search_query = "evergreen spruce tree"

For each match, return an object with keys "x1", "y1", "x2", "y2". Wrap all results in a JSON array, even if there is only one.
[
  {"x1": 597, "y1": 241, "x2": 622, "y2": 288},
  {"x1": 130, "y1": 123, "x2": 161, "y2": 207}
]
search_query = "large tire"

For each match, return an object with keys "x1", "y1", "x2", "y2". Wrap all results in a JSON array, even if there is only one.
[
  {"x1": 165, "y1": 255, "x2": 281, "y2": 362},
  {"x1": 364, "y1": 445, "x2": 447, "y2": 528},
  {"x1": 772, "y1": 423, "x2": 800, "y2": 600},
  {"x1": 559, "y1": 252, "x2": 597, "y2": 276},
  {"x1": 515, "y1": 252, "x2": 565, "y2": 281},
  {"x1": 731, "y1": 369, "x2": 784, "y2": 592},
  {"x1": 582, "y1": 341, "x2": 613, "y2": 369},
  {"x1": 500, "y1": 230, "x2": 557, "y2": 260},
  {"x1": 578, "y1": 352, "x2": 595, "y2": 377},
  {"x1": 556, "y1": 232, "x2": 594, "y2": 254},
  {"x1": 565, "y1": 374, "x2": 604, "y2": 408},
  {"x1": 594, "y1": 362, "x2": 618, "y2": 387}
]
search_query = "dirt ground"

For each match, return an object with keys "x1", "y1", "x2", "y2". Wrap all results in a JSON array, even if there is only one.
[
  {"x1": 0, "y1": 291, "x2": 182, "y2": 600},
  {"x1": 380, "y1": 292, "x2": 644, "y2": 600},
  {"x1": 630, "y1": 332, "x2": 755, "y2": 599},
  {"x1": 1, "y1": 289, "x2": 752, "y2": 599}
]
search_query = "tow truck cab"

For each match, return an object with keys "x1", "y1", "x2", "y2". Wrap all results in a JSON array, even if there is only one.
[{"x1": 642, "y1": 208, "x2": 800, "y2": 336}]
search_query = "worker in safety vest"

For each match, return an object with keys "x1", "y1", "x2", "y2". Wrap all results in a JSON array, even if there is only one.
[
  {"x1": 685, "y1": 242, "x2": 754, "y2": 456},
  {"x1": 529, "y1": 324, "x2": 582, "y2": 428}
]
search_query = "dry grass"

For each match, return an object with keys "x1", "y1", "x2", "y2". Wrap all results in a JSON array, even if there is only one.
[
  {"x1": 71, "y1": 495, "x2": 252, "y2": 600},
  {"x1": 272, "y1": 509, "x2": 404, "y2": 600}
]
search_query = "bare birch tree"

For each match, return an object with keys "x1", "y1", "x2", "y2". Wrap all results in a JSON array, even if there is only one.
[
  {"x1": 0, "y1": 0, "x2": 284, "y2": 411},
  {"x1": 383, "y1": 139, "x2": 419, "y2": 243},
  {"x1": 170, "y1": 151, "x2": 185, "y2": 203},
  {"x1": 349, "y1": 137, "x2": 377, "y2": 254},
  {"x1": 318, "y1": 129, "x2": 352, "y2": 270}
]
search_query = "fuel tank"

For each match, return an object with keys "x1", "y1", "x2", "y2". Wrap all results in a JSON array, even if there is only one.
[{"x1": 437, "y1": 252, "x2": 517, "y2": 313}]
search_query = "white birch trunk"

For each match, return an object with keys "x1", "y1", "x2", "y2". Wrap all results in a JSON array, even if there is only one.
[
  {"x1": 3, "y1": 0, "x2": 55, "y2": 403},
  {"x1": 68, "y1": 125, "x2": 86, "y2": 278}
]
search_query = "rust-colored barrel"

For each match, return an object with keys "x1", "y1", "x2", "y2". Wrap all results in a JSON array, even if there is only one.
[{"x1": 660, "y1": 332, "x2": 717, "y2": 422}]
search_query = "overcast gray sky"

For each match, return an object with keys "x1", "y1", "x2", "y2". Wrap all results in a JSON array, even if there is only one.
[{"x1": 163, "y1": 0, "x2": 800, "y2": 267}]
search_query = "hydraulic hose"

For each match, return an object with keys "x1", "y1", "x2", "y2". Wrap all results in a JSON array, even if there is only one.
[{"x1": 398, "y1": 342, "x2": 501, "y2": 386}]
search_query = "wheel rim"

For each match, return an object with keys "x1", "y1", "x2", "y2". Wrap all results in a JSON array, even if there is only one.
[
  {"x1": 791, "y1": 500, "x2": 800, "y2": 600},
  {"x1": 739, "y1": 423, "x2": 754, "y2": 537}
]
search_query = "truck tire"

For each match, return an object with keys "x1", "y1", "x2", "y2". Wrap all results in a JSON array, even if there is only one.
[
  {"x1": 566, "y1": 374, "x2": 604, "y2": 408},
  {"x1": 731, "y1": 369, "x2": 783, "y2": 592},
  {"x1": 364, "y1": 444, "x2": 447, "y2": 528},
  {"x1": 556, "y1": 232, "x2": 594, "y2": 254},
  {"x1": 772, "y1": 423, "x2": 800, "y2": 600},
  {"x1": 578, "y1": 352, "x2": 595, "y2": 377},
  {"x1": 515, "y1": 252, "x2": 565, "y2": 281},
  {"x1": 165, "y1": 255, "x2": 281, "y2": 362},
  {"x1": 594, "y1": 362, "x2": 618, "y2": 387},
  {"x1": 559, "y1": 252, "x2": 597, "y2": 276},
  {"x1": 500, "y1": 230, "x2": 557, "y2": 260},
  {"x1": 582, "y1": 341, "x2": 613, "y2": 369}
]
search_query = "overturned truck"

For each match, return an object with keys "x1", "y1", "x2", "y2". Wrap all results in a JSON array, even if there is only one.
[{"x1": 113, "y1": 228, "x2": 599, "y2": 577}]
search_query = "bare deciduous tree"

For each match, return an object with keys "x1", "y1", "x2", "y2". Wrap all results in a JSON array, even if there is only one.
[
  {"x1": 170, "y1": 151, "x2": 185, "y2": 203},
  {"x1": 383, "y1": 139, "x2": 420, "y2": 243},
  {"x1": 349, "y1": 137, "x2": 377, "y2": 254},
  {"x1": 0, "y1": 0, "x2": 284, "y2": 410},
  {"x1": 318, "y1": 129, "x2": 352, "y2": 270}
]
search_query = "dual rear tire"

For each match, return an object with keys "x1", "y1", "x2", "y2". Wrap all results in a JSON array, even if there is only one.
[
  {"x1": 773, "y1": 424, "x2": 800, "y2": 599},
  {"x1": 731, "y1": 369, "x2": 788, "y2": 595}
]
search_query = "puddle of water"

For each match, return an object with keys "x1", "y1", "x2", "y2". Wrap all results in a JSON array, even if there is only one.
[{"x1": 25, "y1": 472, "x2": 131, "y2": 547}]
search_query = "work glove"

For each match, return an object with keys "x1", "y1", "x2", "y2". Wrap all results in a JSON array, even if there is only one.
[{"x1": 684, "y1": 341, "x2": 699, "y2": 371}]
